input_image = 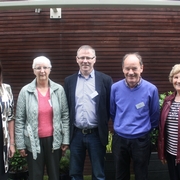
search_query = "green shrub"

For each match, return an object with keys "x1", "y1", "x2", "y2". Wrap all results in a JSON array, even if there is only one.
[
  {"x1": 59, "y1": 149, "x2": 70, "y2": 174},
  {"x1": 9, "y1": 149, "x2": 28, "y2": 172}
]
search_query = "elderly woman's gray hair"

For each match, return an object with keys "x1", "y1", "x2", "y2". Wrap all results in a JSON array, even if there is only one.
[
  {"x1": 169, "y1": 64, "x2": 180, "y2": 83},
  {"x1": 32, "y1": 56, "x2": 52, "y2": 69}
]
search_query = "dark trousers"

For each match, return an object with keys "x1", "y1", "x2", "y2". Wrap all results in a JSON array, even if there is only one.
[
  {"x1": 27, "y1": 136, "x2": 61, "y2": 180},
  {"x1": 69, "y1": 129, "x2": 106, "y2": 180},
  {"x1": 0, "y1": 145, "x2": 8, "y2": 180},
  {"x1": 166, "y1": 151, "x2": 180, "y2": 180},
  {"x1": 112, "y1": 133, "x2": 151, "y2": 180}
]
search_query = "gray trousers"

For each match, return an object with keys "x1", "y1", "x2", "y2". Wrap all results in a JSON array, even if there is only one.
[{"x1": 27, "y1": 136, "x2": 61, "y2": 180}]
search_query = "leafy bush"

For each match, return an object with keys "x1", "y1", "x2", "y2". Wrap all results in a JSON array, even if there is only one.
[
  {"x1": 9, "y1": 149, "x2": 28, "y2": 172},
  {"x1": 59, "y1": 149, "x2": 70, "y2": 174},
  {"x1": 159, "y1": 91, "x2": 173, "y2": 108},
  {"x1": 106, "y1": 131, "x2": 113, "y2": 153}
]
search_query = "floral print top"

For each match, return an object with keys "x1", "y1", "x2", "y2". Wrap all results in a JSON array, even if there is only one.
[{"x1": 0, "y1": 83, "x2": 14, "y2": 172}]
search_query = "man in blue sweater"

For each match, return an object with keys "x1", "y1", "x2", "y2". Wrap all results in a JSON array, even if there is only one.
[{"x1": 110, "y1": 52, "x2": 159, "y2": 180}]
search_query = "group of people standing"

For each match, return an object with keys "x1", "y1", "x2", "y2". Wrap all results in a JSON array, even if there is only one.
[{"x1": 0, "y1": 45, "x2": 180, "y2": 180}]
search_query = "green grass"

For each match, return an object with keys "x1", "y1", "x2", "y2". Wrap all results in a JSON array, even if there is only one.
[
  {"x1": 84, "y1": 175, "x2": 91, "y2": 180},
  {"x1": 131, "y1": 174, "x2": 135, "y2": 180},
  {"x1": 43, "y1": 175, "x2": 91, "y2": 180},
  {"x1": 44, "y1": 174, "x2": 134, "y2": 180}
]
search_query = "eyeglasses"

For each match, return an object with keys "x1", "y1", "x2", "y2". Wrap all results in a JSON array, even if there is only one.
[
  {"x1": 34, "y1": 66, "x2": 50, "y2": 71},
  {"x1": 77, "y1": 56, "x2": 95, "y2": 60}
]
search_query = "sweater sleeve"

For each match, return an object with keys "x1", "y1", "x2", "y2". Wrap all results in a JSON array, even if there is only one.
[
  {"x1": 15, "y1": 88, "x2": 26, "y2": 150},
  {"x1": 110, "y1": 84, "x2": 116, "y2": 122},
  {"x1": 149, "y1": 87, "x2": 160, "y2": 129}
]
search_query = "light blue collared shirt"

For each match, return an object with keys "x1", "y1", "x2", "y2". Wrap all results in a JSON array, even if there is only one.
[{"x1": 75, "y1": 70, "x2": 97, "y2": 129}]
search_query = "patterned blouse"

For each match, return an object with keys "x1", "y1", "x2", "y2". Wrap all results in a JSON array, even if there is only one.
[{"x1": 0, "y1": 83, "x2": 14, "y2": 173}]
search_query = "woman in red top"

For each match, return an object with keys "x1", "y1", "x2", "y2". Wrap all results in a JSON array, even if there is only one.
[{"x1": 158, "y1": 64, "x2": 180, "y2": 180}]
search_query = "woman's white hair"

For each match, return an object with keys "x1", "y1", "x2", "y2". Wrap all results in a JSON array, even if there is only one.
[{"x1": 32, "y1": 56, "x2": 52, "y2": 69}]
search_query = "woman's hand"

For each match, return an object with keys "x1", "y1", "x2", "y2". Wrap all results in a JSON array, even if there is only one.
[
  {"x1": 61, "y1": 144, "x2": 69, "y2": 156},
  {"x1": 161, "y1": 159, "x2": 167, "y2": 164},
  {"x1": 19, "y1": 149, "x2": 28, "y2": 157},
  {"x1": 9, "y1": 144, "x2": 16, "y2": 158}
]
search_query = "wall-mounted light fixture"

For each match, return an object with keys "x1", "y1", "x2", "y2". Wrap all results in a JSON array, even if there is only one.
[
  {"x1": 35, "y1": 8, "x2": 41, "y2": 13},
  {"x1": 50, "y1": 8, "x2": 61, "y2": 19}
]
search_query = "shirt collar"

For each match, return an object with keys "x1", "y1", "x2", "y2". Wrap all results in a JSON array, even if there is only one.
[
  {"x1": 78, "y1": 70, "x2": 95, "y2": 78},
  {"x1": 125, "y1": 78, "x2": 142, "y2": 88}
]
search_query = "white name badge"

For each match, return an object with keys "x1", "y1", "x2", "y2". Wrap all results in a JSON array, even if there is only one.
[
  {"x1": 48, "y1": 99, "x2": 52, "y2": 107},
  {"x1": 90, "y1": 91, "x2": 98, "y2": 99},
  {"x1": 136, "y1": 102, "x2": 145, "y2": 109}
]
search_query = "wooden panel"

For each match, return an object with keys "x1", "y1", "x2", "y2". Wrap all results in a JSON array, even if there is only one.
[{"x1": 0, "y1": 7, "x2": 180, "y2": 175}]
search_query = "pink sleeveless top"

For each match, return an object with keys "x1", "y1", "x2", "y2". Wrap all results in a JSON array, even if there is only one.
[{"x1": 37, "y1": 88, "x2": 53, "y2": 138}]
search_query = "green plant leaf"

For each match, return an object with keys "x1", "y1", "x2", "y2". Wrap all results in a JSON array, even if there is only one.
[{"x1": 9, "y1": 149, "x2": 28, "y2": 172}]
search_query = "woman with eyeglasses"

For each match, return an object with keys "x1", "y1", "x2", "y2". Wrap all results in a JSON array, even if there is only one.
[
  {"x1": 15, "y1": 56, "x2": 70, "y2": 180},
  {"x1": 0, "y1": 61, "x2": 15, "y2": 180}
]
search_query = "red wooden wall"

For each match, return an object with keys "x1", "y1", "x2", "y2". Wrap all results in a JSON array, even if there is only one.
[{"x1": 1, "y1": 7, "x2": 180, "y2": 175}]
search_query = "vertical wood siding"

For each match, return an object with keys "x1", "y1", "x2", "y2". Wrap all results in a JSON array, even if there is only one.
[{"x1": 0, "y1": 7, "x2": 180, "y2": 175}]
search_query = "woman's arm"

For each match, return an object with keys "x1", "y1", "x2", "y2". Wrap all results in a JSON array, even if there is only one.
[{"x1": 8, "y1": 119, "x2": 15, "y2": 158}]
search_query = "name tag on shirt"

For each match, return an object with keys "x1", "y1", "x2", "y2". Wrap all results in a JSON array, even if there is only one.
[
  {"x1": 136, "y1": 102, "x2": 145, "y2": 109},
  {"x1": 90, "y1": 91, "x2": 98, "y2": 99},
  {"x1": 48, "y1": 99, "x2": 52, "y2": 107}
]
